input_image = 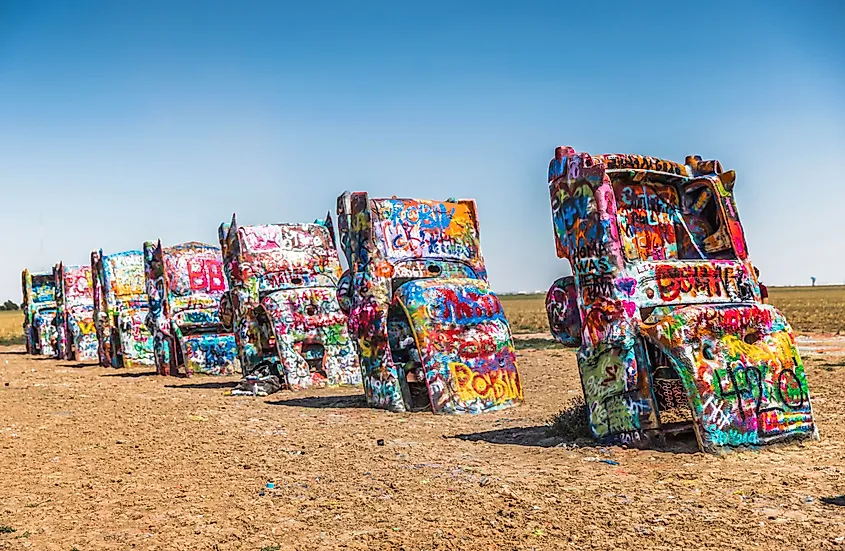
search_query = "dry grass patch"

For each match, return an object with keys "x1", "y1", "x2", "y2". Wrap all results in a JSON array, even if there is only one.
[
  {"x1": 500, "y1": 294, "x2": 547, "y2": 333},
  {"x1": 547, "y1": 397, "x2": 591, "y2": 440},
  {"x1": 0, "y1": 310, "x2": 24, "y2": 345},
  {"x1": 768, "y1": 285, "x2": 845, "y2": 334}
]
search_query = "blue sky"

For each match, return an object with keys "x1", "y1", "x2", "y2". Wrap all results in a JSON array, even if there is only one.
[{"x1": 1, "y1": 0, "x2": 843, "y2": 300}]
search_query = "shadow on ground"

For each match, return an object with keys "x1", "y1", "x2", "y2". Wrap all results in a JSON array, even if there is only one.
[
  {"x1": 101, "y1": 371, "x2": 158, "y2": 378},
  {"x1": 165, "y1": 381, "x2": 238, "y2": 390},
  {"x1": 59, "y1": 362, "x2": 98, "y2": 369},
  {"x1": 267, "y1": 394, "x2": 368, "y2": 409},
  {"x1": 451, "y1": 425, "x2": 575, "y2": 447},
  {"x1": 451, "y1": 425, "x2": 699, "y2": 453},
  {"x1": 0, "y1": 350, "x2": 27, "y2": 355}
]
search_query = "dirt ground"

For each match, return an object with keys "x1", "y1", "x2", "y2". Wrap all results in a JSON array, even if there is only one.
[{"x1": 1, "y1": 344, "x2": 843, "y2": 551}]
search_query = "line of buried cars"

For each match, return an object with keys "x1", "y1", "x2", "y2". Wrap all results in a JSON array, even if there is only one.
[{"x1": 19, "y1": 150, "x2": 820, "y2": 454}]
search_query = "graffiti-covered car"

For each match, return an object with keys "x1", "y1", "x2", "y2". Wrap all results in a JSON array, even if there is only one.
[
  {"x1": 144, "y1": 240, "x2": 238, "y2": 376},
  {"x1": 218, "y1": 215, "x2": 359, "y2": 395},
  {"x1": 546, "y1": 147, "x2": 817, "y2": 452},
  {"x1": 53, "y1": 263, "x2": 98, "y2": 361},
  {"x1": 91, "y1": 249, "x2": 155, "y2": 368},
  {"x1": 21, "y1": 269, "x2": 58, "y2": 355},
  {"x1": 336, "y1": 192, "x2": 522, "y2": 414}
]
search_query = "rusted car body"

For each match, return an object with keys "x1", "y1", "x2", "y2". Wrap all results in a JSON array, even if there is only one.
[
  {"x1": 53, "y1": 263, "x2": 98, "y2": 361},
  {"x1": 144, "y1": 240, "x2": 238, "y2": 376},
  {"x1": 91, "y1": 249, "x2": 155, "y2": 368},
  {"x1": 336, "y1": 192, "x2": 522, "y2": 414},
  {"x1": 545, "y1": 147, "x2": 817, "y2": 452},
  {"x1": 218, "y1": 215, "x2": 359, "y2": 392},
  {"x1": 21, "y1": 269, "x2": 58, "y2": 356}
]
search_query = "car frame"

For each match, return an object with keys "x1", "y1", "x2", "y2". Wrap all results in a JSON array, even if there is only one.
[
  {"x1": 91, "y1": 249, "x2": 155, "y2": 368},
  {"x1": 144, "y1": 240, "x2": 239, "y2": 376},
  {"x1": 218, "y1": 214, "x2": 360, "y2": 392},
  {"x1": 336, "y1": 192, "x2": 523, "y2": 414},
  {"x1": 53, "y1": 263, "x2": 98, "y2": 361},
  {"x1": 545, "y1": 146, "x2": 818, "y2": 452},
  {"x1": 21, "y1": 269, "x2": 58, "y2": 356}
]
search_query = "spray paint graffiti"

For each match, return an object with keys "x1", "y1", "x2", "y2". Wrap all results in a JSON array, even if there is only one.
[
  {"x1": 91, "y1": 249, "x2": 155, "y2": 368},
  {"x1": 337, "y1": 192, "x2": 522, "y2": 414},
  {"x1": 642, "y1": 304, "x2": 814, "y2": 449},
  {"x1": 218, "y1": 214, "x2": 360, "y2": 393},
  {"x1": 21, "y1": 269, "x2": 58, "y2": 356},
  {"x1": 545, "y1": 147, "x2": 817, "y2": 452},
  {"x1": 546, "y1": 276, "x2": 581, "y2": 347},
  {"x1": 143, "y1": 241, "x2": 238, "y2": 377},
  {"x1": 52, "y1": 263, "x2": 98, "y2": 361}
]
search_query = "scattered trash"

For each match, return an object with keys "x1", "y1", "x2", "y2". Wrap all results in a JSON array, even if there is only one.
[
  {"x1": 243, "y1": 465, "x2": 251, "y2": 470},
  {"x1": 479, "y1": 476, "x2": 490, "y2": 487},
  {"x1": 231, "y1": 366, "x2": 283, "y2": 397},
  {"x1": 266, "y1": 482, "x2": 275, "y2": 490},
  {"x1": 376, "y1": 439, "x2": 385, "y2": 446},
  {"x1": 583, "y1": 457, "x2": 619, "y2": 465}
]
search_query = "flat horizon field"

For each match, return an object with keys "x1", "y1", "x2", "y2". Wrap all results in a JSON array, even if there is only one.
[{"x1": 500, "y1": 285, "x2": 845, "y2": 335}]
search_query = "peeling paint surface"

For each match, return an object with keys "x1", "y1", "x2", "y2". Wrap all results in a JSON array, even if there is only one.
[
  {"x1": 545, "y1": 148, "x2": 817, "y2": 452},
  {"x1": 53, "y1": 264, "x2": 98, "y2": 361},
  {"x1": 337, "y1": 192, "x2": 522, "y2": 413},
  {"x1": 218, "y1": 215, "x2": 359, "y2": 391},
  {"x1": 144, "y1": 241, "x2": 238, "y2": 376},
  {"x1": 91, "y1": 250, "x2": 154, "y2": 368}
]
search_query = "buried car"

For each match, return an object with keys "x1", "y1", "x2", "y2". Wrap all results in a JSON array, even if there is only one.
[
  {"x1": 91, "y1": 249, "x2": 155, "y2": 367},
  {"x1": 53, "y1": 263, "x2": 98, "y2": 361},
  {"x1": 21, "y1": 269, "x2": 58, "y2": 355},
  {"x1": 545, "y1": 146, "x2": 817, "y2": 452},
  {"x1": 218, "y1": 215, "x2": 359, "y2": 394},
  {"x1": 336, "y1": 192, "x2": 522, "y2": 414},
  {"x1": 144, "y1": 240, "x2": 238, "y2": 376}
]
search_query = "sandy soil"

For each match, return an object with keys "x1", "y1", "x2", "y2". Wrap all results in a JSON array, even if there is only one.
[{"x1": 1, "y1": 345, "x2": 843, "y2": 551}]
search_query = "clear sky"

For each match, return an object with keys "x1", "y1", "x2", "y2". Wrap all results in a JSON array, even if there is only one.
[{"x1": 1, "y1": 0, "x2": 843, "y2": 301}]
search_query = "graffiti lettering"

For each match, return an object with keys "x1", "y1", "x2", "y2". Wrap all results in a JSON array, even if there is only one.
[
  {"x1": 187, "y1": 259, "x2": 226, "y2": 292},
  {"x1": 602, "y1": 154, "x2": 687, "y2": 176},
  {"x1": 451, "y1": 363, "x2": 522, "y2": 405},
  {"x1": 655, "y1": 264, "x2": 748, "y2": 302},
  {"x1": 429, "y1": 288, "x2": 505, "y2": 327}
]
